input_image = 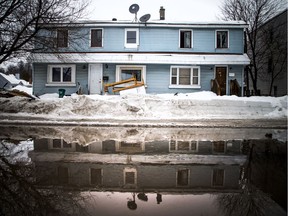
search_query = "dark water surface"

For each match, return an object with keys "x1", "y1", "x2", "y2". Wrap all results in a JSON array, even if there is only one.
[{"x1": 0, "y1": 126, "x2": 286, "y2": 216}]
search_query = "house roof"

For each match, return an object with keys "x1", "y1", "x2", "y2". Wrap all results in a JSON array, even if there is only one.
[
  {"x1": 0, "y1": 72, "x2": 22, "y2": 85},
  {"x1": 30, "y1": 53, "x2": 250, "y2": 65},
  {"x1": 42, "y1": 20, "x2": 248, "y2": 29}
]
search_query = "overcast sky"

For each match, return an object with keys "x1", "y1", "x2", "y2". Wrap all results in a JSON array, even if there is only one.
[{"x1": 85, "y1": 0, "x2": 225, "y2": 21}]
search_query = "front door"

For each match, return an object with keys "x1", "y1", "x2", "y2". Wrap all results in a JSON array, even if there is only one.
[
  {"x1": 215, "y1": 67, "x2": 227, "y2": 95},
  {"x1": 89, "y1": 64, "x2": 103, "y2": 94}
]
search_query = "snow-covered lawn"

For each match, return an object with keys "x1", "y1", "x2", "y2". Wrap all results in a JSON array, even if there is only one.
[{"x1": 0, "y1": 91, "x2": 286, "y2": 125}]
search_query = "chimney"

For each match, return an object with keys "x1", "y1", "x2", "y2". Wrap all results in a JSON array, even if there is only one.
[{"x1": 159, "y1": 6, "x2": 165, "y2": 20}]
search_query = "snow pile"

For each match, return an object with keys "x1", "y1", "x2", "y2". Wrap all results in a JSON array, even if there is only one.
[
  {"x1": 0, "y1": 91, "x2": 286, "y2": 122},
  {"x1": 12, "y1": 85, "x2": 33, "y2": 95}
]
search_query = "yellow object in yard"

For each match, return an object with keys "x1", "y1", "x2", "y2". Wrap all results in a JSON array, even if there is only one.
[{"x1": 104, "y1": 76, "x2": 144, "y2": 93}]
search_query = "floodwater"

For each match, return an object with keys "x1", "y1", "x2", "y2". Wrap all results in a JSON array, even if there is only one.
[{"x1": 0, "y1": 126, "x2": 286, "y2": 216}]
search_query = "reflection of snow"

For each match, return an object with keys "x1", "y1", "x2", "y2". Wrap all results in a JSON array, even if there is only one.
[
  {"x1": 0, "y1": 140, "x2": 33, "y2": 164},
  {"x1": 0, "y1": 92, "x2": 286, "y2": 126}
]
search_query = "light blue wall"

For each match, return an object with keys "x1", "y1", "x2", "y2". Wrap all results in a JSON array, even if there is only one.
[
  {"x1": 33, "y1": 63, "x2": 244, "y2": 95},
  {"x1": 46, "y1": 26, "x2": 244, "y2": 54},
  {"x1": 33, "y1": 63, "x2": 89, "y2": 96}
]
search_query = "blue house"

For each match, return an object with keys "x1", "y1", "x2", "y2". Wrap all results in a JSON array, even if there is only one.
[{"x1": 31, "y1": 7, "x2": 249, "y2": 96}]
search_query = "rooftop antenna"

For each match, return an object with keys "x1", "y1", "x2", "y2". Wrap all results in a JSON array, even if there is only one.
[
  {"x1": 140, "y1": 13, "x2": 151, "y2": 25},
  {"x1": 129, "y1": 4, "x2": 140, "y2": 22}
]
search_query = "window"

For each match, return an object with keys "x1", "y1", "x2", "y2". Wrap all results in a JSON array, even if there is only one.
[
  {"x1": 125, "y1": 28, "x2": 139, "y2": 48},
  {"x1": 268, "y1": 56, "x2": 273, "y2": 73},
  {"x1": 116, "y1": 65, "x2": 146, "y2": 84},
  {"x1": 116, "y1": 141, "x2": 144, "y2": 153},
  {"x1": 169, "y1": 140, "x2": 198, "y2": 152},
  {"x1": 177, "y1": 169, "x2": 189, "y2": 186},
  {"x1": 216, "y1": 30, "x2": 228, "y2": 48},
  {"x1": 58, "y1": 166, "x2": 69, "y2": 184},
  {"x1": 91, "y1": 29, "x2": 103, "y2": 47},
  {"x1": 57, "y1": 29, "x2": 68, "y2": 48},
  {"x1": 180, "y1": 30, "x2": 192, "y2": 48},
  {"x1": 212, "y1": 169, "x2": 224, "y2": 187},
  {"x1": 47, "y1": 65, "x2": 76, "y2": 86},
  {"x1": 49, "y1": 139, "x2": 72, "y2": 150},
  {"x1": 90, "y1": 168, "x2": 102, "y2": 185},
  {"x1": 212, "y1": 141, "x2": 225, "y2": 154},
  {"x1": 170, "y1": 66, "x2": 200, "y2": 88},
  {"x1": 124, "y1": 167, "x2": 137, "y2": 186}
]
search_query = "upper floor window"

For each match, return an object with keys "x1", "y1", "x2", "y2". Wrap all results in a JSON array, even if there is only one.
[
  {"x1": 170, "y1": 66, "x2": 200, "y2": 88},
  {"x1": 179, "y1": 30, "x2": 192, "y2": 48},
  {"x1": 216, "y1": 30, "x2": 228, "y2": 48},
  {"x1": 47, "y1": 64, "x2": 76, "y2": 86},
  {"x1": 91, "y1": 29, "x2": 103, "y2": 47},
  {"x1": 125, "y1": 28, "x2": 139, "y2": 48},
  {"x1": 57, "y1": 29, "x2": 68, "y2": 48}
]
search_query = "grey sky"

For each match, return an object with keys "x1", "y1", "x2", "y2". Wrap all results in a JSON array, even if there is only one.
[{"x1": 85, "y1": 0, "x2": 225, "y2": 21}]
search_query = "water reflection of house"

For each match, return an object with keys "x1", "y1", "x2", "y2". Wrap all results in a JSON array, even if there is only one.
[
  {"x1": 30, "y1": 138, "x2": 245, "y2": 192},
  {"x1": 31, "y1": 160, "x2": 242, "y2": 192},
  {"x1": 34, "y1": 138, "x2": 242, "y2": 155}
]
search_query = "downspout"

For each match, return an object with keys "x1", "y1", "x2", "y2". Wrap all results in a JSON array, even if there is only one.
[{"x1": 241, "y1": 66, "x2": 244, "y2": 97}]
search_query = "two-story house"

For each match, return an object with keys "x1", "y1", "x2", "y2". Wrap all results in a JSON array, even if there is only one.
[{"x1": 30, "y1": 8, "x2": 249, "y2": 96}]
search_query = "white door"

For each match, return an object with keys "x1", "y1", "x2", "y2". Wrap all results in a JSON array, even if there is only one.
[{"x1": 88, "y1": 64, "x2": 103, "y2": 94}]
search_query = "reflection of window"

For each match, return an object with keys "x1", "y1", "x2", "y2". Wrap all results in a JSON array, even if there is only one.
[
  {"x1": 180, "y1": 30, "x2": 192, "y2": 48},
  {"x1": 177, "y1": 169, "x2": 189, "y2": 186},
  {"x1": 57, "y1": 29, "x2": 68, "y2": 48},
  {"x1": 124, "y1": 168, "x2": 137, "y2": 186},
  {"x1": 169, "y1": 140, "x2": 198, "y2": 152},
  {"x1": 53, "y1": 139, "x2": 62, "y2": 148},
  {"x1": 116, "y1": 65, "x2": 146, "y2": 84},
  {"x1": 212, "y1": 169, "x2": 224, "y2": 187},
  {"x1": 170, "y1": 66, "x2": 200, "y2": 87},
  {"x1": 116, "y1": 141, "x2": 144, "y2": 153},
  {"x1": 91, "y1": 29, "x2": 103, "y2": 47},
  {"x1": 51, "y1": 139, "x2": 71, "y2": 149},
  {"x1": 213, "y1": 141, "x2": 225, "y2": 154},
  {"x1": 90, "y1": 168, "x2": 102, "y2": 185},
  {"x1": 47, "y1": 65, "x2": 76, "y2": 85},
  {"x1": 216, "y1": 30, "x2": 228, "y2": 48},
  {"x1": 58, "y1": 166, "x2": 69, "y2": 184},
  {"x1": 125, "y1": 28, "x2": 139, "y2": 48}
]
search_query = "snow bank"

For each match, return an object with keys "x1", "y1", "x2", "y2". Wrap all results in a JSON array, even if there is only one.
[{"x1": 0, "y1": 91, "x2": 286, "y2": 122}]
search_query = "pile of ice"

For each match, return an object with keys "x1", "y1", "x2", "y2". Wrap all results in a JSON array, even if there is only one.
[{"x1": 0, "y1": 91, "x2": 286, "y2": 120}]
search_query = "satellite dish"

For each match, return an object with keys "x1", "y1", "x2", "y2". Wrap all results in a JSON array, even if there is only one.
[
  {"x1": 129, "y1": 4, "x2": 140, "y2": 14},
  {"x1": 140, "y1": 14, "x2": 151, "y2": 23}
]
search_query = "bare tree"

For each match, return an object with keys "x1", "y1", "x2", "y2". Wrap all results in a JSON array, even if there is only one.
[
  {"x1": 219, "y1": 0, "x2": 286, "y2": 95},
  {"x1": 0, "y1": 0, "x2": 89, "y2": 65}
]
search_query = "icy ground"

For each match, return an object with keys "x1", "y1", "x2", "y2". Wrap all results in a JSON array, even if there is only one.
[{"x1": 0, "y1": 90, "x2": 286, "y2": 126}]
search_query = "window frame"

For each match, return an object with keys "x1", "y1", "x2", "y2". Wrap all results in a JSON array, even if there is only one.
[
  {"x1": 215, "y1": 30, "x2": 229, "y2": 49},
  {"x1": 169, "y1": 66, "x2": 200, "y2": 88},
  {"x1": 124, "y1": 28, "x2": 139, "y2": 48},
  {"x1": 56, "y1": 29, "x2": 69, "y2": 48},
  {"x1": 116, "y1": 65, "x2": 146, "y2": 86},
  {"x1": 179, "y1": 29, "x2": 193, "y2": 49},
  {"x1": 46, "y1": 64, "x2": 76, "y2": 86},
  {"x1": 90, "y1": 28, "x2": 103, "y2": 48}
]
